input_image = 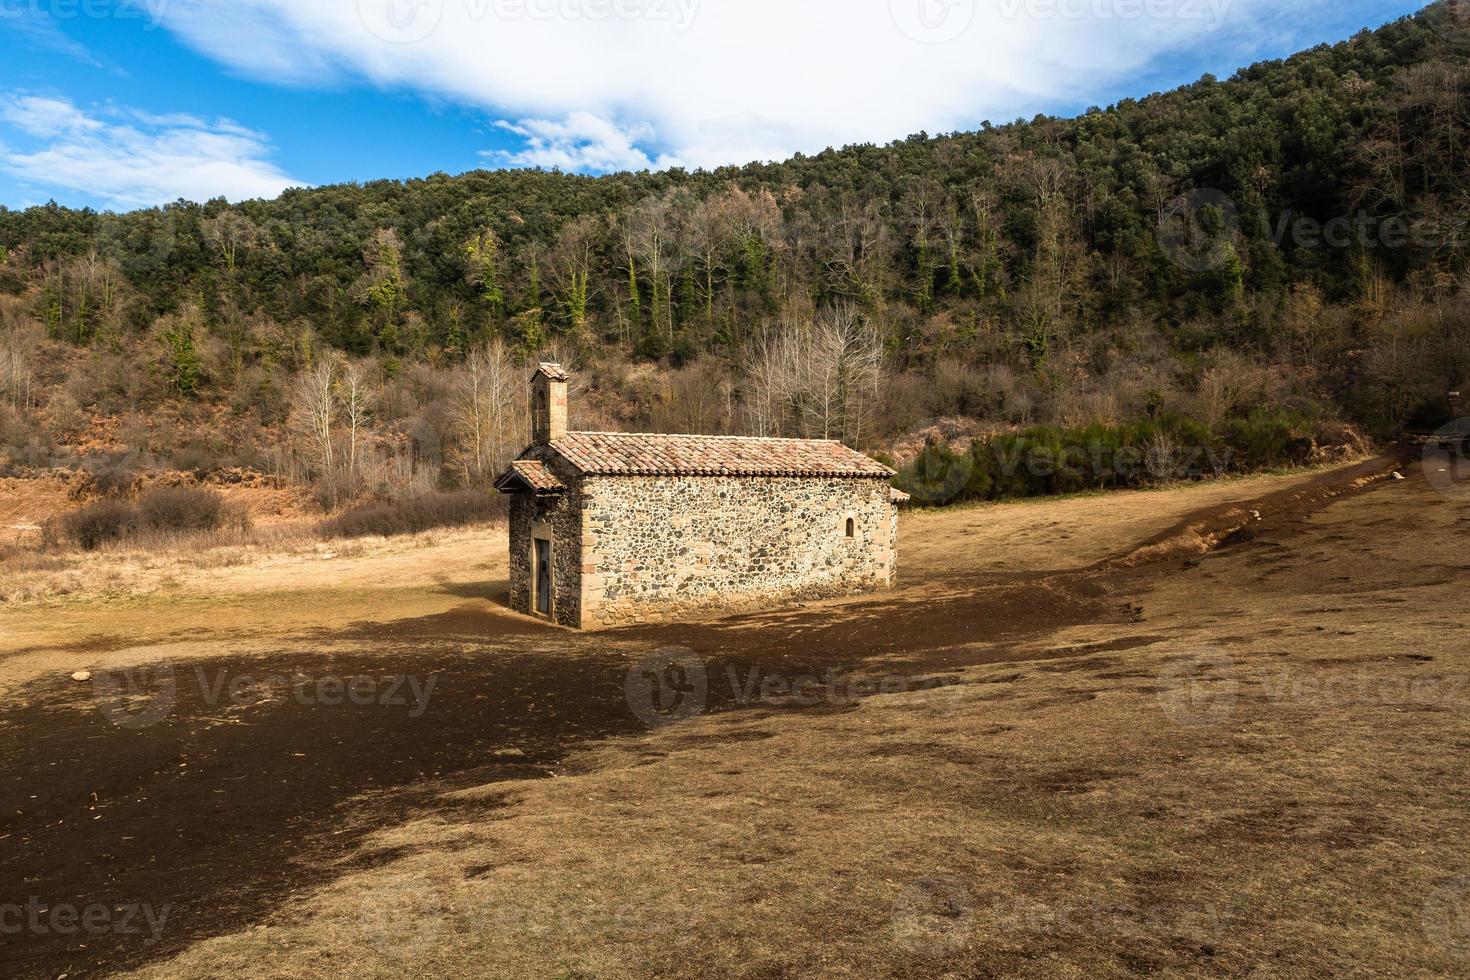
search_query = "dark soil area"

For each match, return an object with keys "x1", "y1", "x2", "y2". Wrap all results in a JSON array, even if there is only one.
[{"x1": 0, "y1": 577, "x2": 1125, "y2": 978}]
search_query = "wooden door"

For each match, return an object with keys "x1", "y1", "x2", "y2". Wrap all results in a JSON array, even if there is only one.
[{"x1": 534, "y1": 538, "x2": 552, "y2": 616}]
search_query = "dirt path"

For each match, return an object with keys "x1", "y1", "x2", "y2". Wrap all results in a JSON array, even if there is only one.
[{"x1": 0, "y1": 458, "x2": 1408, "y2": 978}]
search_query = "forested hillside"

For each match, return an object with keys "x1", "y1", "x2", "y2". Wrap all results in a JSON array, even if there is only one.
[{"x1": 1, "y1": 2, "x2": 1466, "y2": 511}]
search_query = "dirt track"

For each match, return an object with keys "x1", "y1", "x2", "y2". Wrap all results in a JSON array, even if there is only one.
[{"x1": 0, "y1": 456, "x2": 1418, "y2": 978}]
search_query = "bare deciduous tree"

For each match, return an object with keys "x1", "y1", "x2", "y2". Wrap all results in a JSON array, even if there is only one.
[
  {"x1": 1193, "y1": 352, "x2": 1264, "y2": 429},
  {"x1": 650, "y1": 362, "x2": 733, "y2": 435},
  {"x1": 965, "y1": 184, "x2": 1007, "y2": 298},
  {"x1": 899, "y1": 178, "x2": 944, "y2": 307},
  {"x1": 448, "y1": 339, "x2": 521, "y2": 486},
  {"x1": 685, "y1": 188, "x2": 743, "y2": 326},
  {"x1": 338, "y1": 360, "x2": 374, "y2": 497},
  {"x1": 291, "y1": 356, "x2": 339, "y2": 501},
  {"x1": 546, "y1": 215, "x2": 600, "y2": 336},
  {"x1": 0, "y1": 316, "x2": 40, "y2": 411},
  {"x1": 43, "y1": 251, "x2": 127, "y2": 344},
  {"x1": 201, "y1": 211, "x2": 260, "y2": 274},
  {"x1": 820, "y1": 194, "x2": 892, "y2": 308},
  {"x1": 742, "y1": 305, "x2": 886, "y2": 443},
  {"x1": 802, "y1": 305, "x2": 886, "y2": 442},
  {"x1": 743, "y1": 318, "x2": 803, "y2": 438},
  {"x1": 628, "y1": 191, "x2": 686, "y2": 343}
]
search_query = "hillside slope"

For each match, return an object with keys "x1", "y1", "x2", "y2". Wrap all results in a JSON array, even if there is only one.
[{"x1": 0, "y1": 3, "x2": 1464, "y2": 502}]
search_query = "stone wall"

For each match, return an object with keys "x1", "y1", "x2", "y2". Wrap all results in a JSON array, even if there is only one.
[
  {"x1": 506, "y1": 455, "x2": 584, "y2": 628},
  {"x1": 578, "y1": 475, "x2": 895, "y2": 629}
]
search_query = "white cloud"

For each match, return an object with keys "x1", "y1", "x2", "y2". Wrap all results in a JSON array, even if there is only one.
[
  {"x1": 1, "y1": 95, "x2": 104, "y2": 138},
  {"x1": 0, "y1": 94, "x2": 302, "y2": 209},
  {"x1": 152, "y1": 0, "x2": 1377, "y2": 172},
  {"x1": 492, "y1": 112, "x2": 683, "y2": 171},
  {"x1": 4, "y1": 7, "x2": 106, "y2": 68}
]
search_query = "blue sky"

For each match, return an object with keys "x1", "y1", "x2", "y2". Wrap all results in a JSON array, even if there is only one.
[{"x1": 0, "y1": 0, "x2": 1431, "y2": 212}]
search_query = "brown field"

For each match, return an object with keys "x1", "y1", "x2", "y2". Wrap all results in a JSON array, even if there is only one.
[{"x1": 2, "y1": 454, "x2": 1467, "y2": 979}]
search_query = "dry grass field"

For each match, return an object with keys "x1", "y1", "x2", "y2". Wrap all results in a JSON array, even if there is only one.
[{"x1": 3, "y1": 454, "x2": 1467, "y2": 978}]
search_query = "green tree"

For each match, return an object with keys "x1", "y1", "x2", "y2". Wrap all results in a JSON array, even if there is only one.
[
  {"x1": 465, "y1": 228, "x2": 506, "y2": 319},
  {"x1": 353, "y1": 229, "x2": 407, "y2": 349},
  {"x1": 163, "y1": 318, "x2": 202, "y2": 397}
]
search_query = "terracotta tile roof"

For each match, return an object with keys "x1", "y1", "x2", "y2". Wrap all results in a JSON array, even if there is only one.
[
  {"x1": 544, "y1": 431, "x2": 895, "y2": 479},
  {"x1": 494, "y1": 459, "x2": 567, "y2": 494},
  {"x1": 890, "y1": 488, "x2": 912, "y2": 504},
  {"x1": 535, "y1": 362, "x2": 570, "y2": 382}
]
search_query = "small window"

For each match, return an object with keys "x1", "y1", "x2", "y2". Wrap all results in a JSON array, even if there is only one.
[{"x1": 845, "y1": 517, "x2": 856, "y2": 538}]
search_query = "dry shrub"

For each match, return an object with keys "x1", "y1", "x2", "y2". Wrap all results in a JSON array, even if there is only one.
[
  {"x1": 50, "y1": 486, "x2": 250, "y2": 550},
  {"x1": 1053, "y1": 386, "x2": 1122, "y2": 428},
  {"x1": 57, "y1": 498, "x2": 140, "y2": 550},
  {"x1": 647, "y1": 362, "x2": 734, "y2": 435},
  {"x1": 872, "y1": 372, "x2": 933, "y2": 436},
  {"x1": 982, "y1": 363, "x2": 1035, "y2": 423},
  {"x1": 137, "y1": 486, "x2": 232, "y2": 532},
  {"x1": 0, "y1": 403, "x2": 44, "y2": 466},
  {"x1": 319, "y1": 490, "x2": 506, "y2": 540},
  {"x1": 78, "y1": 458, "x2": 141, "y2": 499},
  {"x1": 42, "y1": 387, "x2": 83, "y2": 440},
  {"x1": 1143, "y1": 432, "x2": 1182, "y2": 483},
  {"x1": 928, "y1": 359, "x2": 991, "y2": 418}
]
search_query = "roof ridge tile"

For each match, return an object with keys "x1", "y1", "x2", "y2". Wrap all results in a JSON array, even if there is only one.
[{"x1": 541, "y1": 430, "x2": 893, "y2": 479}]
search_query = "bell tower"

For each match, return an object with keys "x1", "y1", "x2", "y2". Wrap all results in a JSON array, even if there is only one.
[{"x1": 531, "y1": 363, "x2": 569, "y2": 445}]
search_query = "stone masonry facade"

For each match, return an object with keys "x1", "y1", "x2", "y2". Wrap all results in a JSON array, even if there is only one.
[
  {"x1": 505, "y1": 459, "x2": 585, "y2": 628},
  {"x1": 498, "y1": 364, "x2": 902, "y2": 630},
  {"x1": 579, "y1": 474, "x2": 896, "y2": 629}
]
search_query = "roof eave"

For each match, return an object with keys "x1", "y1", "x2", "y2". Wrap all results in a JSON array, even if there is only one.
[{"x1": 494, "y1": 479, "x2": 566, "y2": 496}]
